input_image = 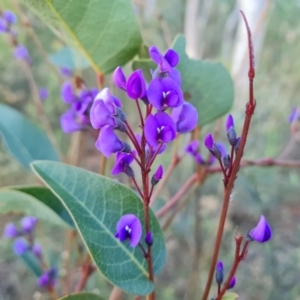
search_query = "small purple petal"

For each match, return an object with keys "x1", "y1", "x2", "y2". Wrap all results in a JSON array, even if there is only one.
[
  {"x1": 129, "y1": 218, "x2": 142, "y2": 247},
  {"x1": 147, "y1": 78, "x2": 164, "y2": 109},
  {"x1": 228, "y1": 276, "x2": 236, "y2": 289},
  {"x1": 186, "y1": 140, "x2": 199, "y2": 156},
  {"x1": 95, "y1": 126, "x2": 126, "y2": 157},
  {"x1": 39, "y1": 88, "x2": 48, "y2": 102},
  {"x1": 60, "y1": 67, "x2": 72, "y2": 77},
  {"x1": 145, "y1": 231, "x2": 153, "y2": 246},
  {"x1": 204, "y1": 134, "x2": 214, "y2": 150},
  {"x1": 168, "y1": 68, "x2": 181, "y2": 86},
  {"x1": 113, "y1": 66, "x2": 127, "y2": 90},
  {"x1": 37, "y1": 272, "x2": 50, "y2": 287},
  {"x1": 126, "y1": 70, "x2": 146, "y2": 100},
  {"x1": 149, "y1": 46, "x2": 172, "y2": 73},
  {"x1": 154, "y1": 165, "x2": 163, "y2": 181},
  {"x1": 61, "y1": 82, "x2": 75, "y2": 104},
  {"x1": 226, "y1": 114, "x2": 234, "y2": 132},
  {"x1": 216, "y1": 261, "x2": 224, "y2": 271},
  {"x1": 3, "y1": 11, "x2": 17, "y2": 24},
  {"x1": 171, "y1": 102, "x2": 198, "y2": 133},
  {"x1": 21, "y1": 216, "x2": 37, "y2": 233},
  {"x1": 4, "y1": 223, "x2": 19, "y2": 238},
  {"x1": 249, "y1": 215, "x2": 272, "y2": 243},
  {"x1": 164, "y1": 49, "x2": 179, "y2": 67},
  {"x1": 60, "y1": 109, "x2": 83, "y2": 133},
  {"x1": 13, "y1": 238, "x2": 29, "y2": 256}
]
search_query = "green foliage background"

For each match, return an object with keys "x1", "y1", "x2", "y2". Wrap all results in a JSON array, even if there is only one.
[{"x1": 1, "y1": 0, "x2": 300, "y2": 299}]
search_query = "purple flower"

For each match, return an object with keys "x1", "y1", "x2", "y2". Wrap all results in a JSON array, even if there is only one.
[
  {"x1": 289, "y1": 107, "x2": 300, "y2": 123},
  {"x1": 113, "y1": 66, "x2": 127, "y2": 91},
  {"x1": 32, "y1": 243, "x2": 42, "y2": 258},
  {"x1": 115, "y1": 214, "x2": 142, "y2": 247},
  {"x1": 3, "y1": 11, "x2": 17, "y2": 25},
  {"x1": 21, "y1": 216, "x2": 37, "y2": 233},
  {"x1": 248, "y1": 215, "x2": 272, "y2": 243},
  {"x1": 147, "y1": 77, "x2": 184, "y2": 110},
  {"x1": 14, "y1": 45, "x2": 31, "y2": 64},
  {"x1": 112, "y1": 151, "x2": 135, "y2": 177},
  {"x1": 95, "y1": 126, "x2": 131, "y2": 157},
  {"x1": 149, "y1": 46, "x2": 179, "y2": 73},
  {"x1": 144, "y1": 112, "x2": 176, "y2": 147},
  {"x1": 171, "y1": 102, "x2": 198, "y2": 133},
  {"x1": 90, "y1": 88, "x2": 124, "y2": 130},
  {"x1": 151, "y1": 165, "x2": 163, "y2": 185},
  {"x1": 4, "y1": 223, "x2": 19, "y2": 238},
  {"x1": 126, "y1": 70, "x2": 146, "y2": 100},
  {"x1": 145, "y1": 231, "x2": 153, "y2": 247},
  {"x1": 226, "y1": 114, "x2": 237, "y2": 146},
  {"x1": 186, "y1": 140, "x2": 199, "y2": 157},
  {"x1": 60, "y1": 109, "x2": 84, "y2": 133},
  {"x1": 37, "y1": 268, "x2": 57, "y2": 288},
  {"x1": 60, "y1": 67, "x2": 72, "y2": 77},
  {"x1": 204, "y1": 134, "x2": 226, "y2": 159},
  {"x1": 39, "y1": 88, "x2": 48, "y2": 102},
  {"x1": 61, "y1": 82, "x2": 76, "y2": 104},
  {"x1": 228, "y1": 276, "x2": 236, "y2": 289},
  {"x1": 215, "y1": 261, "x2": 224, "y2": 285},
  {"x1": 13, "y1": 238, "x2": 29, "y2": 256}
]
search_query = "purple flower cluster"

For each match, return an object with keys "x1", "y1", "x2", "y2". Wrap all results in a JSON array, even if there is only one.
[
  {"x1": 3, "y1": 216, "x2": 42, "y2": 257},
  {"x1": 60, "y1": 81, "x2": 98, "y2": 133},
  {"x1": 0, "y1": 10, "x2": 16, "y2": 33}
]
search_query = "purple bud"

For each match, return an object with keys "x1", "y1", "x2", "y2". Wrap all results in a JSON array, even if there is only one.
[
  {"x1": 60, "y1": 67, "x2": 72, "y2": 77},
  {"x1": 4, "y1": 223, "x2": 19, "y2": 238},
  {"x1": 39, "y1": 88, "x2": 48, "y2": 102},
  {"x1": 14, "y1": 45, "x2": 31, "y2": 63},
  {"x1": 37, "y1": 268, "x2": 57, "y2": 288},
  {"x1": 228, "y1": 276, "x2": 236, "y2": 289},
  {"x1": 3, "y1": 11, "x2": 17, "y2": 25},
  {"x1": 223, "y1": 154, "x2": 231, "y2": 169},
  {"x1": 226, "y1": 115, "x2": 237, "y2": 146},
  {"x1": 164, "y1": 49, "x2": 179, "y2": 68},
  {"x1": 13, "y1": 238, "x2": 29, "y2": 256},
  {"x1": 204, "y1": 135, "x2": 225, "y2": 159},
  {"x1": 215, "y1": 261, "x2": 224, "y2": 285},
  {"x1": 248, "y1": 215, "x2": 272, "y2": 243},
  {"x1": 126, "y1": 69, "x2": 146, "y2": 100},
  {"x1": 61, "y1": 82, "x2": 75, "y2": 104},
  {"x1": 226, "y1": 114, "x2": 234, "y2": 132},
  {"x1": 32, "y1": 243, "x2": 42, "y2": 258},
  {"x1": 145, "y1": 231, "x2": 153, "y2": 247},
  {"x1": 21, "y1": 216, "x2": 37, "y2": 233},
  {"x1": 171, "y1": 102, "x2": 198, "y2": 133},
  {"x1": 115, "y1": 214, "x2": 142, "y2": 247},
  {"x1": 186, "y1": 140, "x2": 199, "y2": 157},
  {"x1": 113, "y1": 66, "x2": 127, "y2": 90},
  {"x1": 151, "y1": 165, "x2": 163, "y2": 185},
  {"x1": 204, "y1": 134, "x2": 214, "y2": 150}
]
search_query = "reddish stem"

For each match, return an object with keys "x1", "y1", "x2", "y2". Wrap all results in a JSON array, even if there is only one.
[{"x1": 132, "y1": 177, "x2": 143, "y2": 198}]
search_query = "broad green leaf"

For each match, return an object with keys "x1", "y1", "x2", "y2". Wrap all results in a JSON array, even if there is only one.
[
  {"x1": 59, "y1": 293, "x2": 105, "y2": 300},
  {"x1": 0, "y1": 189, "x2": 72, "y2": 228},
  {"x1": 132, "y1": 59, "x2": 156, "y2": 82},
  {"x1": 31, "y1": 161, "x2": 167, "y2": 295},
  {"x1": 14, "y1": 186, "x2": 75, "y2": 228},
  {"x1": 0, "y1": 104, "x2": 59, "y2": 169},
  {"x1": 173, "y1": 35, "x2": 234, "y2": 126},
  {"x1": 23, "y1": 0, "x2": 142, "y2": 74},
  {"x1": 222, "y1": 292, "x2": 239, "y2": 300},
  {"x1": 49, "y1": 47, "x2": 89, "y2": 70}
]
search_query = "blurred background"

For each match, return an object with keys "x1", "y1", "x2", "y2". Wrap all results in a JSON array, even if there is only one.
[{"x1": 1, "y1": 0, "x2": 300, "y2": 299}]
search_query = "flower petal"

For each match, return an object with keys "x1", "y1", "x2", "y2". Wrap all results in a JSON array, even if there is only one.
[
  {"x1": 129, "y1": 218, "x2": 142, "y2": 247},
  {"x1": 144, "y1": 114, "x2": 159, "y2": 147},
  {"x1": 164, "y1": 49, "x2": 179, "y2": 67},
  {"x1": 147, "y1": 78, "x2": 164, "y2": 110},
  {"x1": 60, "y1": 109, "x2": 83, "y2": 133},
  {"x1": 126, "y1": 70, "x2": 146, "y2": 99}
]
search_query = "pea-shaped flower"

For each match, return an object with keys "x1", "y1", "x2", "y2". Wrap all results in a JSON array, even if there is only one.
[
  {"x1": 149, "y1": 46, "x2": 179, "y2": 73},
  {"x1": 248, "y1": 215, "x2": 272, "y2": 243},
  {"x1": 115, "y1": 214, "x2": 142, "y2": 247},
  {"x1": 13, "y1": 238, "x2": 29, "y2": 256},
  {"x1": 126, "y1": 70, "x2": 147, "y2": 100},
  {"x1": 4, "y1": 223, "x2": 19, "y2": 238},
  {"x1": 112, "y1": 151, "x2": 135, "y2": 178}
]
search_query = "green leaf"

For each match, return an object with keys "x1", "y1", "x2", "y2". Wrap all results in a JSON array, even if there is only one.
[
  {"x1": 173, "y1": 35, "x2": 234, "y2": 126},
  {"x1": 23, "y1": 0, "x2": 142, "y2": 74},
  {"x1": 59, "y1": 293, "x2": 105, "y2": 300},
  {"x1": 132, "y1": 59, "x2": 156, "y2": 82},
  {"x1": 221, "y1": 292, "x2": 239, "y2": 300},
  {"x1": 0, "y1": 189, "x2": 72, "y2": 228},
  {"x1": 31, "y1": 161, "x2": 167, "y2": 296},
  {"x1": 0, "y1": 103, "x2": 59, "y2": 170},
  {"x1": 49, "y1": 47, "x2": 89, "y2": 70},
  {"x1": 20, "y1": 251, "x2": 43, "y2": 277}
]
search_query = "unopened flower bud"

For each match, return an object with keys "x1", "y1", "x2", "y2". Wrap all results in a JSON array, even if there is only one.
[
  {"x1": 215, "y1": 261, "x2": 224, "y2": 285},
  {"x1": 223, "y1": 154, "x2": 230, "y2": 169},
  {"x1": 21, "y1": 216, "x2": 37, "y2": 233},
  {"x1": 13, "y1": 238, "x2": 29, "y2": 256},
  {"x1": 145, "y1": 231, "x2": 153, "y2": 247},
  {"x1": 113, "y1": 66, "x2": 127, "y2": 91},
  {"x1": 151, "y1": 165, "x2": 163, "y2": 186},
  {"x1": 234, "y1": 137, "x2": 241, "y2": 153},
  {"x1": 4, "y1": 223, "x2": 19, "y2": 238},
  {"x1": 227, "y1": 276, "x2": 236, "y2": 289}
]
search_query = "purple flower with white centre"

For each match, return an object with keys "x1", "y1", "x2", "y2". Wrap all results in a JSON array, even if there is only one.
[
  {"x1": 60, "y1": 109, "x2": 84, "y2": 133},
  {"x1": 39, "y1": 88, "x2": 48, "y2": 102},
  {"x1": 115, "y1": 214, "x2": 142, "y2": 247},
  {"x1": 61, "y1": 82, "x2": 76, "y2": 104},
  {"x1": 248, "y1": 215, "x2": 272, "y2": 243},
  {"x1": 3, "y1": 11, "x2": 17, "y2": 25},
  {"x1": 171, "y1": 102, "x2": 198, "y2": 133},
  {"x1": 151, "y1": 165, "x2": 163, "y2": 186},
  {"x1": 145, "y1": 231, "x2": 153, "y2": 247},
  {"x1": 14, "y1": 45, "x2": 31, "y2": 64},
  {"x1": 144, "y1": 112, "x2": 176, "y2": 148},
  {"x1": 60, "y1": 67, "x2": 72, "y2": 77},
  {"x1": 37, "y1": 268, "x2": 57, "y2": 288},
  {"x1": 147, "y1": 77, "x2": 184, "y2": 110},
  {"x1": 204, "y1": 134, "x2": 226, "y2": 159},
  {"x1": 126, "y1": 69, "x2": 147, "y2": 100},
  {"x1": 95, "y1": 126, "x2": 131, "y2": 158},
  {"x1": 112, "y1": 151, "x2": 136, "y2": 177},
  {"x1": 186, "y1": 140, "x2": 199, "y2": 157},
  {"x1": 13, "y1": 238, "x2": 29, "y2": 256},
  {"x1": 149, "y1": 46, "x2": 179, "y2": 74},
  {"x1": 32, "y1": 243, "x2": 42, "y2": 258},
  {"x1": 113, "y1": 66, "x2": 127, "y2": 91},
  {"x1": 21, "y1": 216, "x2": 37, "y2": 233},
  {"x1": 228, "y1": 276, "x2": 236, "y2": 289},
  {"x1": 4, "y1": 223, "x2": 19, "y2": 238},
  {"x1": 226, "y1": 114, "x2": 237, "y2": 146},
  {"x1": 215, "y1": 261, "x2": 224, "y2": 285}
]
